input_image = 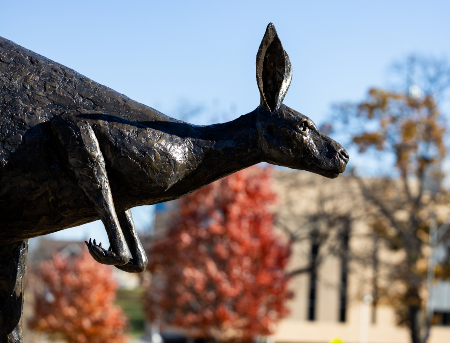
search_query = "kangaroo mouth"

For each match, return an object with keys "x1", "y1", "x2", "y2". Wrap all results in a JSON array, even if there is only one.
[{"x1": 308, "y1": 164, "x2": 342, "y2": 179}]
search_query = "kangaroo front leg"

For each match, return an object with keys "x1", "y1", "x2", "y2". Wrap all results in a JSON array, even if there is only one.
[
  {"x1": 114, "y1": 210, "x2": 148, "y2": 273},
  {"x1": 51, "y1": 115, "x2": 130, "y2": 265}
]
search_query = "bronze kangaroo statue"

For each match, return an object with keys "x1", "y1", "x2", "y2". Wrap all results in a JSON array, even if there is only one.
[{"x1": 0, "y1": 24, "x2": 348, "y2": 274}]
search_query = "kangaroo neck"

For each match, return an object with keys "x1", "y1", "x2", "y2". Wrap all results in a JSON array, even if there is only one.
[
  {"x1": 131, "y1": 109, "x2": 263, "y2": 204},
  {"x1": 194, "y1": 109, "x2": 262, "y2": 181}
]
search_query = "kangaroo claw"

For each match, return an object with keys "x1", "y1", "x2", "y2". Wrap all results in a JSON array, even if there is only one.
[{"x1": 85, "y1": 239, "x2": 130, "y2": 266}]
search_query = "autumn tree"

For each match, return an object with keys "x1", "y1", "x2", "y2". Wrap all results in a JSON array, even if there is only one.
[
  {"x1": 143, "y1": 166, "x2": 292, "y2": 343},
  {"x1": 330, "y1": 55, "x2": 450, "y2": 343},
  {"x1": 28, "y1": 250, "x2": 128, "y2": 343}
]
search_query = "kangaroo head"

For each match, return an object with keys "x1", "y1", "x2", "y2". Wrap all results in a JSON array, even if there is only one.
[{"x1": 255, "y1": 23, "x2": 348, "y2": 179}]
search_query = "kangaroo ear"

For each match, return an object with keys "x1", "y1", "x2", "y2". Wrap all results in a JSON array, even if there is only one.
[{"x1": 256, "y1": 23, "x2": 293, "y2": 113}]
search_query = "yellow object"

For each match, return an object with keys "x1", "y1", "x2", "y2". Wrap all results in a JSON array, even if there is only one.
[{"x1": 329, "y1": 338, "x2": 344, "y2": 343}]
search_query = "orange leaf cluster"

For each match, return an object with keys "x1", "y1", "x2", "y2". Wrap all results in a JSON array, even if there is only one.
[
  {"x1": 28, "y1": 250, "x2": 128, "y2": 343},
  {"x1": 144, "y1": 166, "x2": 292, "y2": 342},
  {"x1": 354, "y1": 88, "x2": 445, "y2": 177}
]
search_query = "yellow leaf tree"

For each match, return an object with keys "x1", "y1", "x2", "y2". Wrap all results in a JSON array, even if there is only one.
[{"x1": 332, "y1": 66, "x2": 450, "y2": 343}]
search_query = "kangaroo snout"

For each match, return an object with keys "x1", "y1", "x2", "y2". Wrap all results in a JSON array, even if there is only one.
[{"x1": 339, "y1": 149, "x2": 349, "y2": 164}]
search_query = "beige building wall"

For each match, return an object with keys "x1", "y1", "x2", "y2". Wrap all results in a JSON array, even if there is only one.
[
  {"x1": 316, "y1": 256, "x2": 341, "y2": 323},
  {"x1": 271, "y1": 170, "x2": 450, "y2": 343}
]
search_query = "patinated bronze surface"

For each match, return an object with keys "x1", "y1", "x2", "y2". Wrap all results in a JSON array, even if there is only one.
[
  {"x1": 0, "y1": 241, "x2": 27, "y2": 342},
  {"x1": 0, "y1": 23, "x2": 348, "y2": 341}
]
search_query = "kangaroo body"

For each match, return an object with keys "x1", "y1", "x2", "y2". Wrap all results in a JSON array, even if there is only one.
[
  {"x1": 0, "y1": 24, "x2": 350, "y2": 340},
  {"x1": 0, "y1": 25, "x2": 348, "y2": 273},
  {"x1": 1, "y1": 106, "x2": 260, "y2": 240}
]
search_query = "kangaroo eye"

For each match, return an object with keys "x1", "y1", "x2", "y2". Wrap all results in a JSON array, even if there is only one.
[{"x1": 299, "y1": 121, "x2": 309, "y2": 132}]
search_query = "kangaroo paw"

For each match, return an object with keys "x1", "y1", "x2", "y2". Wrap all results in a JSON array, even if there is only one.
[
  {"x1": 85, "y1": 238, "x2": 130, "y2": 266},
  {"x1": 115, "y1": 259, "x2": 147, "y2": 273},
  {"x1": 113, "y1": 209, "x2": 148, "y2": 273}
]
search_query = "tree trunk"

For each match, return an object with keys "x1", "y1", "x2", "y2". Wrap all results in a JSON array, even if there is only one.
[
  {"x1": 407, "y1": 285, "x2": 431, "y2": 343},
  {"x1": 409, "y1": 304, "x2": 422, "y2": 343},
  {"x1": 0, "y1": 240, "x2": 28, "y2": 343}
]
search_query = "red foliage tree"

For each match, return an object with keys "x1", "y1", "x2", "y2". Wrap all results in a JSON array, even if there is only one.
[
  {"x1": 28, "y1": 250, "x2": 128, "y2": 343},
  {"x1": 143, "y1": 166, "x2": 292, "y2": 342}
]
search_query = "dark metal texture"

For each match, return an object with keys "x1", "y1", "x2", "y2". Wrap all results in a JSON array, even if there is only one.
[
  {"x1": 0, "y1": 23, "x2": 348, "y2": 338},
  {"x1": 0, "y1": 240, "x2": 28, "y2": 343}
]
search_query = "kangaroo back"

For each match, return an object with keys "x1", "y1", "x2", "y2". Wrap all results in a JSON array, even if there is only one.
[{"x1": 0, "y1": 37, "x2": 177, "y2": 162}]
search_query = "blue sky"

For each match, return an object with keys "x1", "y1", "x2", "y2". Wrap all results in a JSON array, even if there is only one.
[{"x1": 2, "y1": 1, "x2": 450, "y2": 244}]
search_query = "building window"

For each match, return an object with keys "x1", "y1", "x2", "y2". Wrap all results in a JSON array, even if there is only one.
[
  {"x1": 339, "y1": 222, "x2": 350, "y2": 323},
  {"x1": 434, "y1": 311, "x2": 450, "y2": 326},
  {"x1": 338, "y1": 267, "x2": 347, "y2": 322},
  {"x1": 308, "y1": 237, "x2": 319, "y2": 321}
]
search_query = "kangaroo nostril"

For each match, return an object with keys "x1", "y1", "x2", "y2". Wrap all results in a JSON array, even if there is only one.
[{"x1": 339, "y1": 149, "x2": 349, "y2": 161}]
